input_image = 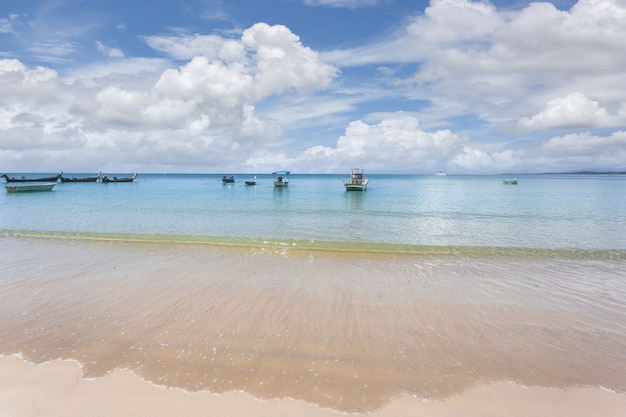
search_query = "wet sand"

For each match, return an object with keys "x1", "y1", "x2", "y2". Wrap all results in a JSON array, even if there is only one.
[
  {"x1": 1, "y1": 235, "x2": 625, "y2": 415},
  {"x1": 2, "y1": 356, "x2": 625, "y2": 417}
]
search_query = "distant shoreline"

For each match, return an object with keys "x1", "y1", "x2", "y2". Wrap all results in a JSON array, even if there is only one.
[{"x1": 2, "y1": 171, "x2": 626, "y2": 176}]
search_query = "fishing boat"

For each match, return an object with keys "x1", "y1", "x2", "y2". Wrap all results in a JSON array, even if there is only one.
[
  {"x1": 245, "y1": 176, "x2": 257, "y2": 186},
  {"x1": 273, "y1": 170, "x2": 290, "y2": 187},
  {"x1": 344, "y1": 168, "x2": 369, "y2": 191},
  {"x1": 435, "y1": 170, "x2": 447, "y2": 176},
  {"x1": 222, "y1": 175, "x2": 235, "y2": 183},
  {"x1": 2, "y1": 172, "x2": 62, "y2": 183},
  {"x1": 101, "y1": 173, "x2": 137, "y2": 183},
  {"x1": 503, "y1": 179, "x2": 518, "y2": 185},
  {"x1": 5, "y1": 183, "x2": 56, "y2": 193},
  {"x1": 60, "y1": 172, "x2": 100, "y2": 183}
]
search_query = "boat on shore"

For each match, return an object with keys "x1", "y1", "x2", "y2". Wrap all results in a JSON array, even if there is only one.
[
  {"x1": 503, "y1": 179, "x2": 518, "y2": 185},
  {"x1": 273, "y1": 170, "x2": 290, "y2": 187},
  {"x1": 344, "y1": 168, "x2": 369, "y2": 191},
  {"x1": 5, "y1": 182, "x2": 57, "y2": 193},
  {"x1": 101, "y1": 173, "x2": 137, "y2": 183},
  {"x1": 60, "y1": 172, "x2": 100, "y2": 183},
  {"x1": 2, "y1": 173, "x2": 62, "y2": 183},
  {"x1": 222, "y1": 175, "x2": 235, "y2": 183}
]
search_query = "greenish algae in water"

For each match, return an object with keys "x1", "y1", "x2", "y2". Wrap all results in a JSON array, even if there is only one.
[{"x1": 2, "y1": 229, "x2": 625, "y2": 260}]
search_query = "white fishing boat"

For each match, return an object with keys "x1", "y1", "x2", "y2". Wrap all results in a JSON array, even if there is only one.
[
  {"x1": 435, "y1": 170, "x2": 447, "y2": 176},
  {"x1": 344, "y1": 168, "x2": 369, "y2": 191},
  {"x1": 273, "y1": 170, "x2": 290, "y2": 187},
  {"x1": 5, "y1": 182, "x2": 57, "y2": 193}
]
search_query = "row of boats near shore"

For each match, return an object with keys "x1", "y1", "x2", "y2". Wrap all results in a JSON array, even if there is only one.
[
  {"x1": 2, "y1": 172, "x2": 137, "y2": 192},
  {"x1": 2, "y1": 169, "x2": 370, "y2": 193}
]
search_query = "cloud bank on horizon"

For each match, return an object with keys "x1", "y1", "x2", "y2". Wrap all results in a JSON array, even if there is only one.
[{"x1": 1, "y1": 0, "x2": 625, "y2": 174}]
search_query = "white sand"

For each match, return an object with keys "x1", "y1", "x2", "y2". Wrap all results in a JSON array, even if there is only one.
[{"x1": 2, "y1": 355, "x2": 624, "y2": 417}]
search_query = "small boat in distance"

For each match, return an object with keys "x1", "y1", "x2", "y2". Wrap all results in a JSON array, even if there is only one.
[
  {"x1": 245, "y1": 176, "x2": 257, "y2": 186},
  {"x1": 101, "y1": 173, "x2": 137, "y2": 183},
  {"x1": 60, "y1": 172, "x2": 101, "y2": 183},
  {"x1": 435, "y1": 170, "x2": 447, "y2": 176},
  {"x1": 5, "y1": 183, "x2": 56, "y2": 193},
  {"x1": 344, "y1": 168, "x2": 369, "y2": 191},
  {"x1": 503, "y1": 179, "x2": 518, "y2": 185},
  {"x1": 273, "y1": 170, "x2": 290, "y2": 187},
  {"x1": 222, "y1": 175, "x2": 235, "y2": 183},
  {"x1": 2, "y1": 172, "x2": 62, "y2": 183}
]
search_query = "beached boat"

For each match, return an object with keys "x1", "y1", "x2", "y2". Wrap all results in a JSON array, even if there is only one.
[
  {"x1": 60, "y1": 172, "x2": 100, "y2": 183},
  {"x1": 222, "y1": 175, "x2": 235, "y2": 183},
  {"x1": 503, "y1": 179, "x2": 518, "y2": 185},
  {"x1": 273, "y1": 170, "x2": 290, "y2": 187},
  {"x1": 244, "y1": 176, "x2": 257, "y2": 186},
  {"x1": 5, "y1": 182, "x2": 56, "y2": 193},
  {"x1": 101, "y1": 173, "x2": 137, "y2": 183},
  {"x1": 2, "y1": 172, "x2": 62, "y2": 183},
  {"x1": 344, "y1": 168, "x2": 369, "y2": 191}
]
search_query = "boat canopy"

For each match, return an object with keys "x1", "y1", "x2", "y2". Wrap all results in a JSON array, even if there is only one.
[{"x1": 272, "y1": 170, "x2": 290, "y2": 175}]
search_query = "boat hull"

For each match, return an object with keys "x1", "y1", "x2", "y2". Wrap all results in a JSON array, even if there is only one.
[
  {"x1": 60, "y1": 173, "x2": 100, "y2": 183},
  {"x1": 101, "y1": 173, "x2": 137, "y2": 183},
  {"x1": 2, "y1": 173, "x2": 61, "y2": 183},
  {"x1": 60, "y1": 177, "x2": 99, "y2": 183},
  {"x1": 344, "y1": 183, "x2": 368, "y2": 191},
  {"x1": 5, "y1": 183, "x2": 56, "y2": 193}
]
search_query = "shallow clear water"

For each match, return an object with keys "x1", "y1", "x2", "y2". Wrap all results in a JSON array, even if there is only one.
[{"x1": 2, "y1": 173, "x2": 626, "y2": 250}]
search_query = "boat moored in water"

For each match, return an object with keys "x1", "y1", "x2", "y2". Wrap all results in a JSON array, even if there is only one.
[
  {"x1": 60, "y1": 172, "x2": 101, "y2": 183},
  {"x1": 344, "y1": 168, "x2": 369, "y2": 191},
  {"x1": 245, "y1": 176, "x2": 257, "y2": 186},
  {"x1": 101, "y1": 173, "x2": 137, "y2": 183},
  {"x1": 2, "y1": 172, "x2": 62, "y2": 183},
  {"x1": 5, "y1": 182, "x2": 57, "y2": 193},
  {"x1": 273, "y1": 170, "x2": 290, "y2": 187},
  {"x1": 222, "y1": 175, "x2": 235, "y2": 183},
  {"x1": 503, "y1": 179, "x2": 518, "y2": 185}
]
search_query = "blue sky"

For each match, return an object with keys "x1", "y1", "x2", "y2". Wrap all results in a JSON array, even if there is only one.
[{"x1": 1, "y1": 0, "x2": 625, "y2": 174}]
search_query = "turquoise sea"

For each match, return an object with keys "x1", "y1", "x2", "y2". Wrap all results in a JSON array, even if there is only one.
[{"x1": 2, "y1": 172, "x2": 626, "y2": 251}]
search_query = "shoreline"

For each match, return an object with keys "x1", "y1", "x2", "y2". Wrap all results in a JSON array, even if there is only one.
[
  {"x1": 3, "y1": 230, "x2": 626, "y2": 259},
  {"x1": 2, "y1": 355, "x2": 625, "y2": 417},
  {"x1": 1, "y1": 235, "x2": 625, "y2": 414}
]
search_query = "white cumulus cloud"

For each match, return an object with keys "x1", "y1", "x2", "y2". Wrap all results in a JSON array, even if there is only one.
[{"x1": 517, "y1": 92, "x2": 613, "y2": 131}]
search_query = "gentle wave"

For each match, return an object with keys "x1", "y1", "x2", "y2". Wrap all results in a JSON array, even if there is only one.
[{"x1": 2, "y1": 229, "x2": 625, "y2": 260}]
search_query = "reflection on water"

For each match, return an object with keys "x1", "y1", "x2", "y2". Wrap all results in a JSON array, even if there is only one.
[{"x1": 344, "y1": 192, "x2": 366, "y2": 240}]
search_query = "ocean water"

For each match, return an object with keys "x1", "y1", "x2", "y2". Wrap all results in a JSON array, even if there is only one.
[
  {"x1": 1, "y1": 172, "x2": 626, "y2": 412},
  {"x1": 2, "y1": 172, "x2": 626, "y2": 250}
]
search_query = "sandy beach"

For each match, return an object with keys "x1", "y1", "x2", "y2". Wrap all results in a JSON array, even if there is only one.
[{"x1": 1, "y1": 235, "x2": 625, "y2": 415}]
